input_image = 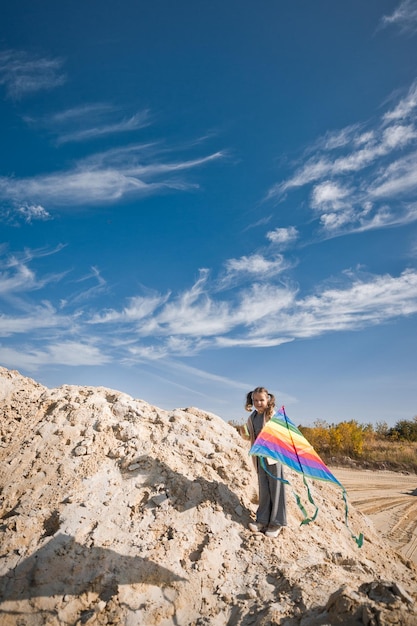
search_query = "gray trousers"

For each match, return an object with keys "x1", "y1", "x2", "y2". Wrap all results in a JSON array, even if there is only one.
[{"x1": 256, "y1": 460, "x2": 287, "y2": 527}]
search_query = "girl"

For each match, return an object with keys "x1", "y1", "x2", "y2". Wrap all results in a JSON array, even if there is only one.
[{"x1": 241, "y1": 387, "x2": 287, "y2": 537}]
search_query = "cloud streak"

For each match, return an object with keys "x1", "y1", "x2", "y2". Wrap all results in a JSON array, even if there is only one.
[
  {"x1": 381, "y1": 0, "x2": 417, "y2": 34},
  {"x1": 2, "y1": 246, "x2": 417, "y2": 370},
  {"x1": 267, "y1": 79, "x2": 417, "y2": 238},
  {"x1": 0, "y1": 147, "x2": 225, "y2": 211},
  {"x1": 50, "y1": 106, "x2": 151, "y2": 144},
  {"x1": 0, "y1": 341, "x2": 109, "y2": 369},
  {"x1": 0, "y1": 49, "x2": 66, "y2": 99}
]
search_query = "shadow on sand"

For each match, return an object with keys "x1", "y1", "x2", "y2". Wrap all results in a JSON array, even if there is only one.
[
  {"x1": 0, "y1": 453, "x2": 253, "y2": 623},
  {"x1": 123, "y1": 454, "x2": 253, "y2": 523},
  {"x1": 0, "y1": 532, "x2": 186, "y2": 604}
]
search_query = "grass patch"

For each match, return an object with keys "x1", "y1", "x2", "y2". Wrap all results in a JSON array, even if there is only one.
[{"x1": 322, "y1": 440, "x2": 417, "y2": 474}]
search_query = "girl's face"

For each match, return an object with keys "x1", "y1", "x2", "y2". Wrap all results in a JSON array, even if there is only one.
[{"x1": 252, "y1": 392, "x2": 269, "y2": 414}]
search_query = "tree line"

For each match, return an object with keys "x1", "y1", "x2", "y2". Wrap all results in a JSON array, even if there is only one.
[{"x1": 299, "y1": 415, "x2": 417, "y2": 457}]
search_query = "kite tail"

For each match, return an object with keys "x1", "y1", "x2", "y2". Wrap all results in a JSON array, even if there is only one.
[
  {"x1": 259, "y1": 457, "x2": 318, "y2": 525},
  {"x1": 342, "y1": 488, "x2": 364, "y2": 548},
  {"x1": 299, "y1": 474, "x2": 319, "y2": 525},
  {"x1": 259, "y1": 457, "x2": 363, "y2": 547}
]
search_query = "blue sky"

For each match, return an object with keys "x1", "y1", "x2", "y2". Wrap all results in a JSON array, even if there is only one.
[{"x1": 1, "y1": 1, "x2": 417, "y2": 426}]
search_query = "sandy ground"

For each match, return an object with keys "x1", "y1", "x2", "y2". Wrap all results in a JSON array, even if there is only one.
[{"x1": 332, "y1": 466, "x2": 417, "y2": 566}]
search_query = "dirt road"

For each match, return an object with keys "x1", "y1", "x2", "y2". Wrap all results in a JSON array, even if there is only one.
[{"x1": 333, "y1": 467, "x2": 417, "y2": 566}]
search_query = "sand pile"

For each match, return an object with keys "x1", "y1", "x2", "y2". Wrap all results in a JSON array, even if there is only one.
[{"x1": 0, "y1": 366, "x2": 416, "y2": 625}]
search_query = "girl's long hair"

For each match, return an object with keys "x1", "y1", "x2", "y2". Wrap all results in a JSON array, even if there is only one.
[{"x1": 245, "y1": 386, "x2": 276, "y2": 420}]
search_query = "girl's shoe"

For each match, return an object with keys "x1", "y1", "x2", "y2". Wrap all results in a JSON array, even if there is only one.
[
  {"x1": 265, "y1": 525, "x2": 282, "y2": 538},
  {"x1": 248, "y1": 521, "x2": 265, "y2": 532}
]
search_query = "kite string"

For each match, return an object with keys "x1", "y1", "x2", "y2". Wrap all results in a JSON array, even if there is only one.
[{"x1": 281, "y1": 406, "x2": 305, "y2": 475}]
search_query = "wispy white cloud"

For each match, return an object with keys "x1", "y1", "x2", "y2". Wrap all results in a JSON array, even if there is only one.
[
  {"x1": 154, "y1": 359, "x2": 252, "y2": 391},
  {"x1": 85, "y1": 270, "x2": 417, "y2": 356},
  {"x1": 92, "y1": 266, "x2": 417, "y2": 357},
  {"x1": 0, "y1": 49, "x2": 65, "y2": 99},
  {"x1": 268, "y1": 157, "x2": 330, "y2": 197},
  {"x1": 243, "y1": 215, "x2": 273, "y2": 231},
  {"x1": 52, "y1": 107, "x2": 151, "y2": 144},
  {"x1": 354, "y1": 203, "x2": 417, "y2": 232},
  {"x1": 0, "y1": 148, "x2": 225, "y2": 211},
  {"x1": 320, "y1": 125, "x2": 361, "y2": 151},
  {"x1": 267, "y1": 78, "x2": 417, "y2": 237},
  {"x1": 266, "y1": 226, "x2": 298, "y2": 246},
  {"x1": 0, "y1": 304, "x2": 65, "y2": 337},
  {"x1": 0, "y1": 261, "x2": 37, "y2": 295},
  {"x1": 51, "y1": 103, "x2": 115, "y2": 123},
  {"x1": 64, "y1": 267, "x2": 108, "y2": 306},
  {"x1": 370, "y1": 151, "x2": 417, "y2": 198},
  {"x1": 224, "y1": 254, "x2": 288, "y2": 279},
  {"x1": 86, "y1": 267, "x2": 417, "y2": 357},
  {"x1": 310, "y1": 181, "x2": 356, "y2": 231},
  {"x1": 214, "y1": 336, "x2": 293, "y2": 348},
  {"x1": 1, "y1": 78, "x2": 225, "y2": 222},
  {"x1": 2, "y1": 246, "x2": 417, "y2": 370},
  {"x1": 141, "y1": 271, "x2": 232, "y2": 339},
  {"x1": 383, "y1": 81, "x2": 417, "y2": 123},
  {"x1": 381, "y1": 0, "x2": 417, "y2": 34},
  {"x1": 0, "y1": 257, "x2": 56, "y2": 296},
  {"x1": 295, "y1": 269, "x2": 417, "y2": 333},
  {"x1": 91, "y1": 293, "x2": 169, "y2": 324},
  {"x1": 274, "y1": 123, "x2": 416, "y2": 198},
  {"x1": 89, "y1": 271, "x2": 296, "y2": 348},
  {"x1": 0, "y1": 245, "x2": 67, "y2": 310},
  {"x1": 17, "y1": 204, "x2": 51, "y2": 223},
  {"x1": 217, "y1": 234, "x2": 296, "y2": 290},
  {"x1": 46, "y1": 340, "x2": 110, "y2": 366},
  {"x1": 232, "y1": 282, "x2": 296, "y2": 327},
  {"x1": 0, "y1": 341, "x2": 109, "y2": 370},
  {"x1": 78, "y1": 142, "x2": 161, "y2": 169},
  {"x1": 311, "y1": 181, "x2": 351, "y2": 212},
  {"x1": 242, "y1": 270, "x2": 417, "y2": 340}
]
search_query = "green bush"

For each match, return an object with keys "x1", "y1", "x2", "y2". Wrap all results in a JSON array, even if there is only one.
[{"x1": 388, "y1": 417, "x2": 417, "y2": 442}]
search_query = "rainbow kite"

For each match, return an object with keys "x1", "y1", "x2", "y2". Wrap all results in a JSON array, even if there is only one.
[{"x1": 249, "y1": 406, "x2": 363, "y2": 547}]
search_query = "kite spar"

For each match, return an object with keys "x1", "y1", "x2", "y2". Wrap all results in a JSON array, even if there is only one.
[{"x1": 249, "y1": 406, "x2": 363, "y2": 547}]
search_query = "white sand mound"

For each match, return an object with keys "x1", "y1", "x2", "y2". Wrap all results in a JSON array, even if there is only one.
[{"x1": 0, "y1": 366, "x2": 416, "y2": 625}]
